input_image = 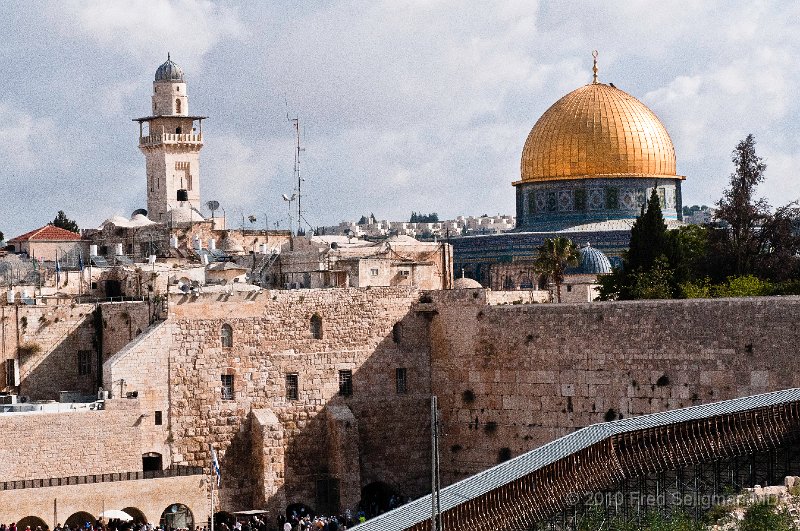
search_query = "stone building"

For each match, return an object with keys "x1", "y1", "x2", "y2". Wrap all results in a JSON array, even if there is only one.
[
  {"x1": 135, "y1": 55, "x2": 207, "y2": 223},
  {"x1": 6, "y1": 225, "x2": 84, "y2": 262},
  {"x1": 266, "y1": 235, "x2": 453, "y2": 290}
]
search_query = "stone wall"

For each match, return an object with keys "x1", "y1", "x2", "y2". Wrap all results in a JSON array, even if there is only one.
[
  {"x1": 0, "y1": 474, "x2": 208, "y2": 528},
  {"x1": 109, "y1": 287, "x2": 432, "y2": 515},
  {"x1": 0, "y1": 301, "x2": 150, "y2": 400},
  {"x1": 104, "y1": 320, "x2": 172, "y2": 464},
  {"x1": 427, "y1": 292, "x2": 800, "y2": 485},
  {"x1": 1, "y1": 303, "x2": 95, "y2": 398},
  {"x1": 0, "y1": 399, "x2": 142, "y2": 481}
]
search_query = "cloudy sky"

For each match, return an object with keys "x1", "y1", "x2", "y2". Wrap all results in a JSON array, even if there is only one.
[{"x1": 2, "y1": 1, "x2": 800, "y2": 238}]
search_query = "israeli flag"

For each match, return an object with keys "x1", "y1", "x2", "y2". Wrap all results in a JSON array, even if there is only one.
[{"x1": 210, "y1": 444, "x2": 221, "y2": 486}]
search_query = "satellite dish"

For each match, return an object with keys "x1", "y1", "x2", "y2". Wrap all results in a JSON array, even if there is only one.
[
  {"x1": 282, "y1": 194, "x2": 290, "y2": 201},
  {"x1": 206, "y1": 200, "x2": 220, "y2": 212},
  {"x1": 132, "y1": 208, "x2": 148, "y2": 217}
]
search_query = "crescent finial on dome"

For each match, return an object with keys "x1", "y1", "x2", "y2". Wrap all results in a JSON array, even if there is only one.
[{"x1": 592, "y1": 50, "x2": 599, "y2": 84}]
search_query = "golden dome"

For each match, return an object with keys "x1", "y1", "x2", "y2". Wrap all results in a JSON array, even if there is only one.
[{"x1": 518, "y1": 83, "x2": 680, "y2": 184}]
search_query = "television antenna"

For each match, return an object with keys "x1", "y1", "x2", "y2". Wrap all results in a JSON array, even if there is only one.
[{"x1": 287, "y1": 115, "x2": 305, "y2": 236}]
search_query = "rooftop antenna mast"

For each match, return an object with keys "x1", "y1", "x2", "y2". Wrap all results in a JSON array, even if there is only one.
[{"x1": 288, "y1": 115, "x2": 305, "y2": 236}]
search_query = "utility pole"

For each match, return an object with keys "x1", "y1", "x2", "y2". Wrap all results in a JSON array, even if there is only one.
[{"x1": 431, "y1": 396, "x2": 443, "y2": 530}]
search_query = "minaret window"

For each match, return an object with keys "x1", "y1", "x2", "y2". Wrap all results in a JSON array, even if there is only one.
[{"x1": 175, "y1": 99, "x2": 182, "y2": 113}]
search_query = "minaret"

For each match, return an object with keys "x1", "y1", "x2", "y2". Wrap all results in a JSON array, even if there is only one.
[{"x1": 134, "y1": 55, "x2": 206, "y2": 222}]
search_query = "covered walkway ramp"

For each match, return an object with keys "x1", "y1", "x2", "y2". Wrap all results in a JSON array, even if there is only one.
[{"x1": 352, "y1": 388, "x2": 800, "y2": 530}]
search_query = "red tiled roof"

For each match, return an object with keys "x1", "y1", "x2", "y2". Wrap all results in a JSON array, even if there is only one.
[{"x1": 8, "y1": 225, "x2": 81, "y2": 243}]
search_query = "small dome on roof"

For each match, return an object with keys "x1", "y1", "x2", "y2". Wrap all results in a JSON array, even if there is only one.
[
  {"x1": 453, "y1": 277, "x2": 483, "y2": 289},
  {"x1": 167, "y1": 205, "x2": 203, "y2": 224},
  {"x1": 579, "y1": 243, "x2": 612, "y2": 274},
  {"x1": 155, "y1": 54, "x2": 185, "y2": 82}
]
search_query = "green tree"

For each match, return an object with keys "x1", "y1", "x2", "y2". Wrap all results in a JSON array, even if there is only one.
[
  {"x1": 51, "y1": 210, "x2": 79, "y2": 233},
  {"x1": 534, "y1": 237, "x2": 580, "y2": 303},
  {"x1": 599, "y1": 188, "x2": 673, "y2": 300},
  {"x1": 627, "y1": 188, "x2": 669, "y2": 273},
  {"x1": 713, "y1": 134, "x2": 770, "y2": 277},
  {"x1": 0, "y1": 229, "x2": 4, "y2": 242},
  {"x1": 628, "y1": 257, "x2": 674, "y2": 299},
  {"x1": 666, "y1": 224, "x2": 710, "y2": 286}
]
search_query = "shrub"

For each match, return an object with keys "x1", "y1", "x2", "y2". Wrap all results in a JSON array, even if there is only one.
[
  {"x1": 712, "y1": 275, "x2": 773, "y2": 298},
  {"x1": 18, "y1": 342, "x2": 42, "y2": 357},
  {"x1": 740, "y1": 501, "x2": 793, "y2": 531},
  {"x1": 679, "y1": 278, "x2": 711, "y2": 299}
]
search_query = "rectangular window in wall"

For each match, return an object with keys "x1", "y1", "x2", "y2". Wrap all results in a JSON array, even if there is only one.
[
  {"x1": 78, "y1": 350, "x2": 92, "y2": 376},
  {"x1": 396, "y1": 367, "x2": 408, "y2": 394},
  {"x1": 286, "y1": 374, "x2": 299, "y2": 401},
  {"x1": 154, "y1": 411, "x2": 163, "y2": 425},
  {"x1": 5, "y1": 359, "x2": 18, "y2": 387},
  {"x1": 221, "y1": 374, "x2": 234, "y2": 400},
  {"x1": 338, "y1": 370, "x2": 353, "y2": 396},
  {"x1": 370, "y1": 268, "x2": 379, "y2": 276}
]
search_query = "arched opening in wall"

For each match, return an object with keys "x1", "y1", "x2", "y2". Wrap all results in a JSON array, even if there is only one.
[
  {"x1": 502, "y1": 275, "x2": 515, "y2": 290},
  {"x1": 121, "y1": 508, "x2": 147, "y2": 525},
  {"x1": 65, "y1": 511, "x2": 95, "y2": 529},
  {"x1": 175, "y1": 99, "x2": 182, "y2": 114},
  {"x1": 221, "y1": 324, "x2": 233, "y2": 348},
  {"x1": 175, "y1": 127, "x2": 182, "y2": 134},
  {"x1": 285, "y1": 503, "x2": 314, "y2": 521},
  {"x1": 16, "y1": 516, "x2": 48, "y2": 531},
  {"x1": 142, "y1": 452, "x2": 163, "y2": 472},
  {"x1": 359, "y1": 482, "x2": 401, "y2": 518},
  {"x1": 519, "y1": 274, "x2": 533, "y2": 289},
  {"x1": 310, "y1": 313, "x2": 323, "y2": 340},
  {"x1": 160, "y1": 504, "x2": 193, "y2": 530},
  {"x1": 392, "y1": 322, "x2": 402, "y2": 344},
  {"x1": 213, "y1": 511, "x2": 235, "y2": 531}
]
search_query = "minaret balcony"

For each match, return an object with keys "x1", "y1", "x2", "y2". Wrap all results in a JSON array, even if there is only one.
[{"x1": 139, "y1": 133, "x2": 203, "y2": 146}]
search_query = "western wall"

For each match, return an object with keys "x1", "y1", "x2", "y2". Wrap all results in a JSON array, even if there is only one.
[{"x1": 427, "y1": 290, "x2": 800, "y2": 485}]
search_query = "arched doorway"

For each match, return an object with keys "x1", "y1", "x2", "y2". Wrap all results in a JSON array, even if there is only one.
[
  {"x1": 285, "y1": 503, "x2": 313, "y2": 521},
  {"x1": 160, "y1": 504, "x2": 193, "y2": 530},
  {"x1": 359, "y1": 482, "x2": 400, "y2": 517},
  {"x1": 121, "y1": 508, "x2": 147, "y2": 525},
  {"x1": 16, "y1": 516, "x2": 48, "y2": 531},
  {"x1": 65, "y1": 511, "x2": 95, "y2": 529},
  {"x1": 142, "y1": 452, "x2": 163, "y2": 472}
]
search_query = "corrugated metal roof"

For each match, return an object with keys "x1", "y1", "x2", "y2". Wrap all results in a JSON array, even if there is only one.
[{"x1": 351, "y1": 388, "x2": 800, "y2": 531}]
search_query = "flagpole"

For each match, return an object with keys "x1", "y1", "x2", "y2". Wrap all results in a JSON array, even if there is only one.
[{"x1": 211, "y1": 476, "x2": 215, "y2": 531}]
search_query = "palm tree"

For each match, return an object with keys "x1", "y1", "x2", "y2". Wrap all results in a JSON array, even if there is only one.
[{"x1": 534, "y1": 237, "x2": 580, "y2": 302}]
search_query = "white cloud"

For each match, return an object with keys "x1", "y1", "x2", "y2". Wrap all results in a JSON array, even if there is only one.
[{"x1": 56, "y1": 0, "x2": 245, "y2": 70}]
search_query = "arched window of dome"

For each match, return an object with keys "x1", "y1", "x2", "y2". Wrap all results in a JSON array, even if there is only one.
[
  {"x1": 310, "y1": 313, "x2": 323, "y2": 340},
  {"x1": 175, "y1": 99, "x2": 182, "y2": 114},
  {"x1": 221, "y1": 324, "x2": 233, "y2": 348}
]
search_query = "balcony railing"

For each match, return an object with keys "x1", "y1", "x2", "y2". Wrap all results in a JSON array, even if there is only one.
[{"x1": 139, "y1": 133, "x2": 203, "y2": 146}]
